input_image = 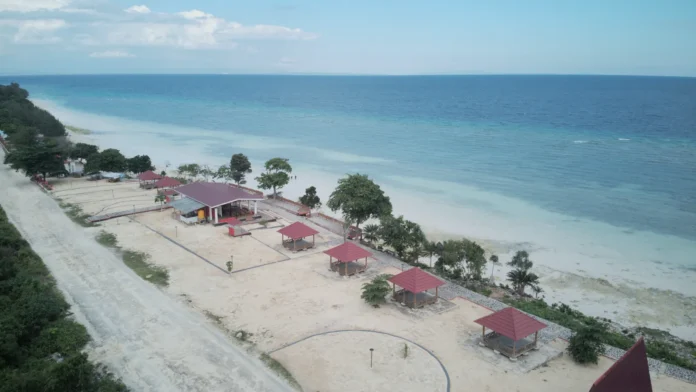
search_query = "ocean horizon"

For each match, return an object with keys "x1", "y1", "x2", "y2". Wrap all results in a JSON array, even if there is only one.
[{"x1": 3, "y1": 74, "x2": 696, "y2": 337}]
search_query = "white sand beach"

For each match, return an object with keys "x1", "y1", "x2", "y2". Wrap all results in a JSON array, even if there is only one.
[
  {"x1": 58, "y1": 119, "x2": 696, "y2": 344},
  {"x1": 29, "y1": 172, "x2": 692, "y2": 392}
]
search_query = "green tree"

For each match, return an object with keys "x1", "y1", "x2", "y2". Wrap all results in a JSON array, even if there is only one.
[
  {"x1": 299, "y1": 186, "x2": 321, "y2": 209},
  {"x1": 508, "y1": 250, "x2": 533, "y2": 270},
  {"x1": 327, "y1": 174, "x2": 392, "y2": 230},
  {"x1": 255, "y1": 158, "x2": 291, "y2": 199},
  {"x1": 489, "y1": 254, "x2": 499, "y2": 281},
  {"x1": 154, "y1": 194, "x2": 166, "y2": 210},
  {"x1": 424, "y1": 241, "x2": 440, "y2": 268},
  {"x1": 3, "y1": 138, "x2": 66, "y2": 179},
  {"x1": 0, "y1": 83, "x2": 66, "y2": 138},
  {"x1": 177, "y1": 163, "x2": 200, "y2": 180},
  {"x1": 84, "y1": 153, "x2": 101, "y2": 174},
  {"x1": 362, "y1": 224, "x2": 380, "y2": 244},
  {"x1": 378, "y1": 215, "x2": 426, "y2": 259},
  {"x1": 214, "y1": 165, "x2": 232, "y2": 183},
  {"x1": 567, "y1": 320, "x2": 607, "y2": 364},
  {"x1": 436, "y1": 239, "x2": 466, "y2": 272},
  {"x1": 230, "y1": 153, "x2": 252, "y2": 185},
  {"x1": 506, "y1": 268, "x2": 540, "y2": 295},
  {"x1": 70, "y1": 143, "x2": 98, "y2": 160},
  {"x1": 360, "y1": 274, "x2": 393, "y2": 307},
  {"x1": 199, "y1": 164, "x2": 214, "y2": 181},
  {"x1": 463, "y1": 240, "x2": 487, "y2": 280},
  {"x1": 97, "y1": 149, "x2": 127, "y2": 172},
  {"x1": 126, "y1": 155, "x2": 153, "y2": 174}
]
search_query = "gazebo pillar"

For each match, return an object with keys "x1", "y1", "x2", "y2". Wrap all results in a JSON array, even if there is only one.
[
  {"x1": 254, "y1": 200, "x2": 258, "y2": 214},
  {"x1": 435, "y1": 286, "x2": 439, "y2": 302},
  {"x1": 293, "y1": 238, "x2": 296, "y2": 251},
  {"x1": 312, "y1": 234, "x2": 315, "y2": 246},
  {"x1": 534, "y1": 331, "x2": 539, "y2": 347},
  {"x1": 482, "y1": 326, "x2": 485, "y2": 340},
  {"x1": 208, "y1": 206, "x2": 213, "y2": 223}
]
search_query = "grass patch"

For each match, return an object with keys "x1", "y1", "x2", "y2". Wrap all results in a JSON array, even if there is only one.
[
  {"x1": 65, "y1": 125, "x2": 92, "y2": 135},
  {"x1": 122, "y1": 250, "x2": 169, "y2": 287},
  {"x1": 59, "y1": 202, "x2": 95, "y2": 227},
  {"x1": 203, "y1": 310, "x2": 224, "y2": 327},
  {"x1": 96, "y1": 230, "x2": 118, "y2": 248},
  {"x1": 260, "y1": 353, "x2": 302, "y2": 391}
]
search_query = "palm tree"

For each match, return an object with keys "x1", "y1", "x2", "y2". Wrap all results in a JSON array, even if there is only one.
[
  {"x1": 489, "y1": 254, "x2": 499, "y2": 282},
  {"x1": 363, "y1": 224, "x2": 380, "y2": 245},
  {"x1": 425, "y1": 241, "x2": 439, "y2": 268},
  {"x1": 506, "y1": 268, "x2": 540, "y2": 295},
  {"x1": 531, "y1": 284, "x2": 544, "y2": 299},
  {"x1": 361, "y1": 274, "x2": 393, "y2": 307}
]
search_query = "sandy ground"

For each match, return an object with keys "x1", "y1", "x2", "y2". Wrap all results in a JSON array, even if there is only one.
[
  {"x1": 45, "y1": 177, "x2": 695, "y2": 392},
  {"x1": 0, "y1": 157, "x2": 292, "y2": 392}
]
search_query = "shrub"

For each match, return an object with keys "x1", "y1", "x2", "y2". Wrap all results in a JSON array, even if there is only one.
[
  {"x1": 567, "y1": 321, "x2": 607, "y2": 364},
  {"x1": 361, "y1": 274, "x2": 393, "y2": 307}
]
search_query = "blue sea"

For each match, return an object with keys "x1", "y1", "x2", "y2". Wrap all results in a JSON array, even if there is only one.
[{"x1": 3, "y1": 74, "x2": 696, "y2": 332}]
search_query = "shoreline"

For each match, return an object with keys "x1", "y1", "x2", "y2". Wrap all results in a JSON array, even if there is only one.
[{"x1": 50, "y1": 98, "x2": 696, "y2": 342}]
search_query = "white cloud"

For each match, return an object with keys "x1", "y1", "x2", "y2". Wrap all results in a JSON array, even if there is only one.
[
  {"x1": 13, "y1": 19, "x2": 67, "y2": 44},
  {"x1": 0, "y1": 0, "x2": 70, "y2": 13},
  {"x1": 89, "y1": 50, "x2": 134, "y2": 58},
  {"x1": 124, "y1": 5, "x2": 150, "y2": 14},
  {"x1": 177, "y1": 9, "x2": 211, "y2": 20}
]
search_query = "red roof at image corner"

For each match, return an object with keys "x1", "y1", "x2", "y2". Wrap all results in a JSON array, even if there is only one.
[
  {"x1": 474, "y1": 307, "x2": 547, "y2": 341},
  {"x1": 154, "y1": 177, "x2": 182, "y2": 188},
  {"x1": 589, "y1": 337, "x2": 653, "y2": 392},
  {"x1": 137, "y1": 170, "x2": 162, "y2": 181},
  {"x1": 388, "y1": 267, "x2": 445, "y2": 294},
  {"x1": 277, "y1": 222, "x2": 319, "y2": 240},
  {"x1": 323, "y1": 242, "x2": 372, "y2": 263},
  {"x1": 175, "y1": 182, "x2": 264, "y2": 207}
]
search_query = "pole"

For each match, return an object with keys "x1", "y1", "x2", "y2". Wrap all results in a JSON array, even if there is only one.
[
  {"x1": 176, "y1": 226, "x2": 178, "y2": 238},
  {"x1": 370, "y1": 348, "x2": 374, "y2": 368}
]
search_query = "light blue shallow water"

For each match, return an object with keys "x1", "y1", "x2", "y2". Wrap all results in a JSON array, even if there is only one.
[{"x1": 8, "y1": 74, "x2": 695, "y2": 241}]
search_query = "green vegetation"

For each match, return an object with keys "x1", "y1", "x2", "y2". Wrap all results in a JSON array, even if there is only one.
[
  {"x1": 259, "y1": 353, "x2": 302, "y2": 391},
  {"x1": 403, "y1": 343, "x2": 409, "y2": 359},
  {"x1": 126, "y1": 155, "x2": 154, "y2": 174},
  {"x1": 65, "y1": 125, "x2": 93, "y2": 135},
  {"x1": 506, "y1": 251, "x2": 539, "y2": 295},
  {"x1": 361, "y1": 274, "x2": 393, "y2": 307},
  {"x1": 0, "y1": 83, "x2": 66, "y2": 138},
  {"x1": 567, "y1": 321, "x2": 607, "y2": 364},
  {"x1": 85, "y1": 149, "x2": 127, "y2": 173},
  {"x1": 177, "y1": 163, "x2": 200, "y2": 180},
  {"x1": 327, "y1": 173, "x2": 392, "y2": 230},
  {"x1": 70, "y1": 142, "x2": 99, "y2": 160},
  {"x1": 59, "y1": 202, "x2": 95, "y2": 227},
  {"x1": 0, "y1": 205, "x2": 128, "y2": 391},
  {"x1": 378, "y1": 214, "x2": 425, "y2": 260},
  {"x1": 298, "y1": 186, "x2": 321, "y2": 209},
  {"x1": 121, "y1": 250, "x2": 169, "y2": 287},
  {"x1": 96, "y1": 231, "x2": 118, "y2": 248},
  {"x1": 230, "y1": 153, "x2": 252, "y2": 185},
  {"x1": 256, "y1": 158, "x2": 292, "y2": 199}
]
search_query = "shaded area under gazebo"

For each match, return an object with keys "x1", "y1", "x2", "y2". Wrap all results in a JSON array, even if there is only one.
[
  {"x1": 474, "y1": 307, "x2": 547, "y2": 360},
  {"x1": 388, "y1": 267, "x2": 445, "y2": 308},
  {"x1": 589, "y1": 337, "x2": 653, "y2": 392},
  {"x1": 324, "y1": 242, "x2": 372, "y2": 276},
  {"x1": 278, "y1": 222, "x2": 319, "y2": 251}
]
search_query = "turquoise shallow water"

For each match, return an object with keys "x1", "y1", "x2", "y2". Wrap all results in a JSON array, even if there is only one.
[{"x1": 8, "y1": 74, "x2": 695, "y2": 241}]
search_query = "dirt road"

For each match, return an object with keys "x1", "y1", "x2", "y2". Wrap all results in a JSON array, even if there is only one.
[{"x1": 0, "y1": 157, "x2": 292, "y2": 392}]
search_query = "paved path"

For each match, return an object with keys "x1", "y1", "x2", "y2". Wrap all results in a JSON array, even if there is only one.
[{"x1": 0, "y1": 154, "x2": 292, "y2": 392}]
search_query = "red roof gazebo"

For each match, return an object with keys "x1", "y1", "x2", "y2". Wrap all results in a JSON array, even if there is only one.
[
  {"x1": 278, "y1": 222, "x2": 319, "y2": 251},
  {"x1": 589, "y1": 337, "x2": 652, "y2": 392},
  {"x1": 137, "y1": 170, "x2": 162, "y2": 181},
  {"x1": 474, "y1": 307, "x2": 547, "y2": 360},
  {"x1": 388, "y1": 267, "x2": 445, "y2": 308},
  {"x1": 154, "y1": 176, "x2": 182, "y2": 189},
  {"x1": 324, "y1": 242, "x2": 372, "y2": 276}
]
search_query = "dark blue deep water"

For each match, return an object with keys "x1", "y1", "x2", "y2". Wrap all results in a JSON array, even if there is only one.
[{"x1": 5, "y1": 74, "x2": 696, "y2": 240}]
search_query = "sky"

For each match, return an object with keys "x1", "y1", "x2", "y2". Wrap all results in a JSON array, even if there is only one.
[{"x1": 0, "y1": 0, "x2": 695, "y2": 76}]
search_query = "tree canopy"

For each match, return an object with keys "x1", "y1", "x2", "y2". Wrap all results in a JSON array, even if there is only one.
[
  {"x1": 126, "y1": 155, "x2": 153, "y2": 174},
  {"x1": 0, "y1": 83, "x2": 66, "y2": 138},
  {"x1": 327, "y1": 174, "x2": 392, "y2": 229},
  {"x1": 378, "y1": 215, "x2": 425, "y2": 260},
  {"x1": 361, "y1": 274, "x2": 393, "y2": 307},
  {"x1": 95, "y1": 149, "x2": 127, "y2": 172},
  {"x1": 255, "y1": 158, "x2": 292, "y2": 199},
  {"x1": 69, "y1": 143, "x2": 99, "y2": 160},
  {"x1": 230, "y1": 153, "x2": 252, "y2": 185},
  {"x1": 299, "y1": 186, "x2": 321, "y2": 209},
  {"x1": 3, "y1": 134, "x2": 66, "y2": 179},
  {"x1": 567, "y1": 320, "x2": 607, "y2": 364},
  {"x1": 177, "y1": 163, "x2": 200, "y2": 180}
]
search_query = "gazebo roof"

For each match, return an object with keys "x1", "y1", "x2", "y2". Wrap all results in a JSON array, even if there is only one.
[
  {"x1": 175, "y1": 182, "x2": 263, "y2": 207},
  {"x1": 474, "y1": 307, "x2": 547, "y2": 341},
  {"x1": 388, "y1": 267, "x2": 445, "y2": 294},
  {"x1": 589, "y1": 338, "x2": 653, "y2": 392},
  {"x1": 154, "y1": 177, "x2": 182, "y2": 188},
  {"x1": 324, "y1": 242, "x2": 372, "y2": 263},
  {"x1": 277, "y1": 222, "x2": 319, "y2": 240},
  {"x1": 137, "y1": 170, "x2": 162, "y2": 181}
]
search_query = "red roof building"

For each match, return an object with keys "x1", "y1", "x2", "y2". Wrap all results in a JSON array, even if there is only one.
[
  {"x1": 474, "y1": 307, "x2": 547, "y2": 359},
  {"x1": 589, "y1": 338, "x2": 653, "y2": 392},
  {"x1": 171, "y1": 182, "x2": 265, "y2": 225},
  {"x1": 388, "y1": 267, "x2": 446, "y2": 308},
  {"x1": 324, "y1": 242, "x2": 372, "y2": 276},
  {"x1": 278, "y1": 222, "x2": 319, "y2": 251},
  {"x1": 137, "y1": 170, "x2": 162, "y2": 181},
  {"x1": 154, "y1": 177, "x2": 182, "y2": 189}
]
